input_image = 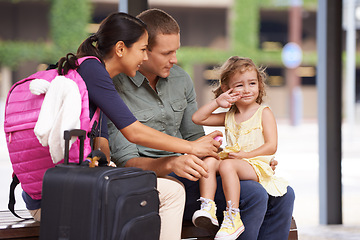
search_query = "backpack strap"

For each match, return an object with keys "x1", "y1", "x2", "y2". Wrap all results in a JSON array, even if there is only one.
[
  {"x1": 89, "y1": 107, "x2": 101, "y2": 131},
  {"x1": 88, "y1": 108, "x2": 101, "y2": 149},
  {"x1": 8, "y1": 174, "x2": 33, "y2": 220},
  {"x1": 77, "y1": 56, "x2": 101, "y2": 65}
]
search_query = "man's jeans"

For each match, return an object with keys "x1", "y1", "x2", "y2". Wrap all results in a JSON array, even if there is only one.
[{"x1": 169, "y1": 174, "x2": 295, "y2": 240}]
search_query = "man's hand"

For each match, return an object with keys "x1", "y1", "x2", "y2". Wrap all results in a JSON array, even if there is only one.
[
  {"x1": 170, "y1": 154, "x2": 209, "y2": 181},
  {"x1": 270, "y1": 159, "x2": 278, "y2": 172},
  {"x1": 190, "y1": 130, "x2": 223, "y2": 158}
]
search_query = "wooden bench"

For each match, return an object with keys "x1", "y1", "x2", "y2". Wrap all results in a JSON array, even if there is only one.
[
  {"x1": 0, "y1": 210, "x2": 297, "y2": 240},
  {"x1": 0, "y1": 210, "x2": 39, "y2": 240},
  {"x1": 181, "y1": 217, "x2": 298, "y2": 240}
]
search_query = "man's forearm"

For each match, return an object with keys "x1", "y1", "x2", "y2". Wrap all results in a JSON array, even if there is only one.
[{"x1": 124, "y1": 156, "x2": 178, "y2": 177}]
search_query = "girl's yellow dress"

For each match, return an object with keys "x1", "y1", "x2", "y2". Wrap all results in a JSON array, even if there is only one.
[{"x1": 218, "y1": 105, "x2": 288, "y2": 197}]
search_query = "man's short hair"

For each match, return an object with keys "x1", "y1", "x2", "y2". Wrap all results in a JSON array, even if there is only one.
[{"x1": 137, "y1": 8, "x2": 180, "y2": 50}]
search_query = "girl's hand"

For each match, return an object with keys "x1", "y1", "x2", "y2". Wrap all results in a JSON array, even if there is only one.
[
  {"x1": 227, "y1": 150, "x2": 247, "y2": 159},
  {"x1": 216, "y1": 88, "x2": 241, "y2": 108}
]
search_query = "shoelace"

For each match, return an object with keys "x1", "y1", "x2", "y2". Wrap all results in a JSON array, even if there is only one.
[
  {"x1": 198, "y1": 197, "x2": 213, "y2": 211},
  {"x1": 221, "y1": 200, "x2": 239, "y2": 229}
]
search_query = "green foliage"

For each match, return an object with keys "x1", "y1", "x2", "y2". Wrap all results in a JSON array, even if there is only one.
[
  {"x1": 0, "y1": 41, "x2": 50, "y2": 68},
  {"x1": 50, "y1": 0, "x2": 92, "y2": 54},
  {"x1": 259, "y1": 0, "x2": 318, "y2": 9},
  {"x1": 231, "y1": 0, "x2": 259, "y2": 53}
]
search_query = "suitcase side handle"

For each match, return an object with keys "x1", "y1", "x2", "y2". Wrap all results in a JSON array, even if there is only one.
[{"x1": 64, "y1": 129, "x2": 86, "y2": 165}]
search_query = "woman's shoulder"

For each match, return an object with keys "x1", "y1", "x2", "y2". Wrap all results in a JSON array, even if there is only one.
[
  {"x1": 79, "y1": 57, "x2": 104, "y2": 69},
  {"x1": 77, "y1": 58, "x2": 108, "y2": 80}
]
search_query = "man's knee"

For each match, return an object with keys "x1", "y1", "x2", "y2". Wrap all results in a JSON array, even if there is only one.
[
  {"x1": 157, "y1": 177, "x2": 186, "y2": 207},
  {"x1": 268, "y1": 185, "x2": 295, "y2": 217},
  {"x1": 284, "y1": 185, "x2": 295, "y2": 204},
  {"x1": 29, "y1": 208, "x2": 41, "y2": 222},
  {"x1": 239, "y1": 180, "x2": 268, "y2": 214}
]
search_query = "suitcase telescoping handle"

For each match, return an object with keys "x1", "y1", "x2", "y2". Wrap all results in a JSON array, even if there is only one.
[{"x1": 64, "y1": 129, "x2": 86, "y2": 165}]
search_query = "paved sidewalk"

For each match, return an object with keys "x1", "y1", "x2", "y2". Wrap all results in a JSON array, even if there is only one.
[
  {"x1": 275, "y1": 120, "x2": 360, "y2": 240},
  {"x1": 1, "y1": 101, "x2": 359, "y2": 239}
]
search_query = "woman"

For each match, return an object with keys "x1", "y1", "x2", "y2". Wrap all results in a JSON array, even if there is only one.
[{"x1": 57, "y1": 12, "x2": 220, "y2": 161}]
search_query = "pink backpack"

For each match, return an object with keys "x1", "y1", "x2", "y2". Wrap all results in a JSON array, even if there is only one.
[{"x1": 4, "y1": 56, "x2": 100, "y2": 205}]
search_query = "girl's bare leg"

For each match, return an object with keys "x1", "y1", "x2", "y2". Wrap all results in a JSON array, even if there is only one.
[
  {"x1": 199, "y1": 157, "x2": 220, "y2": 200},
  {"x1": 219, "y1": 159, "x2": 258, "y2": 208},
  {"x1": 199, "y1": 156, "x2": 220, "y2": 200},
  {"x1": 192, "y1": 157, "x2": 221, "y2": 232}
]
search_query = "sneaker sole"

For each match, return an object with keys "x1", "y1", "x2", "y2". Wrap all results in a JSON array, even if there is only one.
[
  {"x1": 192, "y1": 211, "x2": 219, "y2": 234},
  {"x1": 214, "y1": 225, "x2": 245, "y2": 240}
]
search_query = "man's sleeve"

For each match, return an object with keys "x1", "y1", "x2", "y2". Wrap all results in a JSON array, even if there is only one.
[
  {"x1": 179, "y1": 75, "x2": 205, "y2": 141},
  {"x1": 107, "y1": 119, "x2": 140, "y2": 167}
]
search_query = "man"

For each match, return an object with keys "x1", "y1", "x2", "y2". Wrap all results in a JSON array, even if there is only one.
[{"x1": 108, "y1": 8, "x2": 295, "y2": 240}]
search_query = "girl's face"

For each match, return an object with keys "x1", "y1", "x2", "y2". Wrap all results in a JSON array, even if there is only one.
[
  {"x1": 228, "y1": 69, "x2": 259, "y2": 105},
  {"x1": 121, "y1": 31, "x2": 149, "y2": 77}
]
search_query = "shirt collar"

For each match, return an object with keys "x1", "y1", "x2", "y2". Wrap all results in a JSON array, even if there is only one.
[{"x1": 129, "y1": 71, "x2": 169, "y2": 88}]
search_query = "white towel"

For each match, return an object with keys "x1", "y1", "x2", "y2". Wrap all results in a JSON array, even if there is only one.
[
  {"x1": 33, "y1": 76, "x2": 82, "y2": 163},
  {"x1": 29, "y1": 79, "x2": 50, "y2": 95}
]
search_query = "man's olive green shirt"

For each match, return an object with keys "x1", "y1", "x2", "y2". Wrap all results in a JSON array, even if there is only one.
[{"x1": 108, "y1": 64, "x2": 205, "y2": 167}]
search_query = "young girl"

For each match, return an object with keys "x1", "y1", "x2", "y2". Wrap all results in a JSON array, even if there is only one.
[{"x1": 191, "y1": 56, "x2": 288, "y2": 240}]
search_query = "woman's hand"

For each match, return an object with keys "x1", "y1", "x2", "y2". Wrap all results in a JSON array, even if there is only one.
[
  {"x1": 270, "y1": 159, "x2": 278, "y2": 172},
  {"x1": 216, "y1": 88, "x2": 241, "y2": 108},
  {"x1": 190, "y1": 131, "x2": 223, "y2": 158}
]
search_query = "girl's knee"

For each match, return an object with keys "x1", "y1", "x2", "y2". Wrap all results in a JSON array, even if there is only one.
[
  {"x1": 203, "y1": 157, "x2": 219, "y2": 171},
  {"x1": 218, "y1": 159, "x2": 234, "y2": 174}
]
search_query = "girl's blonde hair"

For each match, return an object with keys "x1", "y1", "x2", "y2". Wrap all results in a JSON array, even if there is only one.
[{"x1": 213, "y1": 56, "x2": 267, "y2": 104}]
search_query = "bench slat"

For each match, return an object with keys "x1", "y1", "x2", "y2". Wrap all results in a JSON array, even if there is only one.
[{"x1": 0, "y1": 210, "x2": 40, "y2": 240}]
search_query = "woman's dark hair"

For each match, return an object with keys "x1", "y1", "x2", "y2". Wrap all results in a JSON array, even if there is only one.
[{"x1": 57, "y1": 12, "x2": 147, "y2": 75}]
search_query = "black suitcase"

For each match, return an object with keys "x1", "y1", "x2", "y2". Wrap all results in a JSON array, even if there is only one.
[{"x1": 40, "y1": 129, "x2": 160, "y2": 240}]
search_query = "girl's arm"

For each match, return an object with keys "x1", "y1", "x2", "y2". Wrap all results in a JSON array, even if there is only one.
[
  {"x1": 192, "y1": 89, "x2": 241, "y2": 126},
  {"x1": 120, "y1": 121, "x2": 222, "y2": 159},
  {"x1": 192, "y1": 99, "x2": 226, "y2": 126},
  {"x1": 229, "y1": 107, "x2": 278, "y2": 159},
  {"x1": 261, "y1": 107, "x2": 278, "y2": 155}
]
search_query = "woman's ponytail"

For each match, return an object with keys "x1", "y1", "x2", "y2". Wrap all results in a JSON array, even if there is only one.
[
  {"x1": 77, "y1": 34, "x2": 103, "y2": 60},
  {"x1": 57, "y1": 53, "x2": 78, "y2": 75},
  {"x1": 57, "y1": 34, "x2": 103, "y2": 75}
]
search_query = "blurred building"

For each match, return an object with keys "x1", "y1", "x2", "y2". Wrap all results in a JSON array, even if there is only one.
[{"x1": 0, "y1": 0, "x2": 358, "y2": 120}]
